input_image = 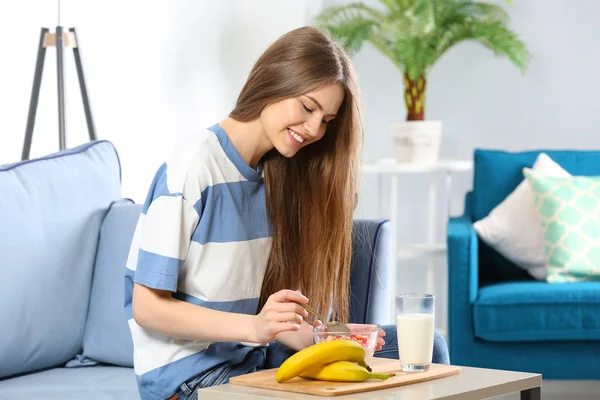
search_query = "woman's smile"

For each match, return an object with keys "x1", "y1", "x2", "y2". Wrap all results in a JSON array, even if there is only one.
[{"x1": 287, "y1": 128, "x2": 306, "y2": 148}]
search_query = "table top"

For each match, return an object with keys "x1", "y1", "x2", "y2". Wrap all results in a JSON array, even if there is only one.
[
  {"x1": 362, "y1": 159, "x2": 473, "y2": 174},
  {"x1": 197, "y1": 364, "x2": 541, "y2": 399}
]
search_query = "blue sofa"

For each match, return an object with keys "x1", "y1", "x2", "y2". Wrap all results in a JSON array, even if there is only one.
[
  {"x1": 0, "y1": 140, "x2": 393, "y2": 399},
  {"x1": 447, "y1": 149, "x2": 600, "y2": 379}
]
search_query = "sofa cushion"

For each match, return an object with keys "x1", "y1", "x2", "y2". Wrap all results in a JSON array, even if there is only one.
[
  {"x1": 472, "y1": 149, "x2": 600, "y2": 284},
  {"x1": 473, "y1": 281, "x2": 600, "y2": 342},
  {"x1": 473, "y1": 153, "x2": 570, "y2": 281},
  {"x1": 73, "y1": 200, "x2": 142, "y2": 367},
  {"x1": 0, "y1": 141, "x2": 121, "y2": 379},
  {"x1": 524, "y1": 169, "x2": 600, "y2": 283},
  {"x1": 0, "y1": 366, "x2": 138, "y2": 400}
]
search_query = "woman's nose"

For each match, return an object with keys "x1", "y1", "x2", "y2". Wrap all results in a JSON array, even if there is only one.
[{"x1": 303, "y1": 117, "x2": 321, "y2": 138}]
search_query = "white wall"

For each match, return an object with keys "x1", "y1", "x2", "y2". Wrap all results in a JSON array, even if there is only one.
[{"x1": 0, "y1": 0, "x2": 322, "y2": 202}]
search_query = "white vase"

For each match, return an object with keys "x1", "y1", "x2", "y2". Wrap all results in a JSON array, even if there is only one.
[{"x1": 391, "y1": 121, "x2": 442, "y2": 164}]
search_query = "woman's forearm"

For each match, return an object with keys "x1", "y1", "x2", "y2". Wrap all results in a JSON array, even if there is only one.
[
  {"x1": 132, "y1": 283, "x2": 259, "y2": 343},
  {"x1": 275, "y1": 320, "x2": 315, "y2": 351}
]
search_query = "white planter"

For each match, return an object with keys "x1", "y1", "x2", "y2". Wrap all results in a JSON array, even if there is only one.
[{"x1": 391, "y1": 121, "x2": 443, "y2": 164}]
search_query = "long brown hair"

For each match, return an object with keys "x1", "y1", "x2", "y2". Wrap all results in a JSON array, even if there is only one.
[{"x1": 229, "y1": 26, "x2": 363, "y2": 323}]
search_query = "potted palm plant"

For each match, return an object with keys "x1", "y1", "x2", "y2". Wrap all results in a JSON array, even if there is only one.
[{"x1": 315, "y1": 0, "x2": 530, "y2": 164}]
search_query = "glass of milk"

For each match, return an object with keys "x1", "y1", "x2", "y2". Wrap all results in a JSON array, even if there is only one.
[{"x1": 395, "y1": 293, "x2": 435, "y2": 372}]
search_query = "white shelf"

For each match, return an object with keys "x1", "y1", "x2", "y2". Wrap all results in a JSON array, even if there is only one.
[
  {"x1": 362, "y1": 158, "x2": 473, "y2": 174},
  {"x1": 397, "y1": 243, "x2": 447, "y2": 260},
  {"x1": 362, "y1": 157, "x2": 474, "y2": 328}
]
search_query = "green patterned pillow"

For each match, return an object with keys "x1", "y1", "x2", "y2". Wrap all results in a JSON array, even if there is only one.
[{"x1": 523, "y1": 168, "x2": 600, "y2": 283}]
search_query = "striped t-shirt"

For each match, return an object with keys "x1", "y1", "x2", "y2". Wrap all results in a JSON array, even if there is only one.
[{"x1": 124, "y1": 124, "x2": 272, "y2": 399}]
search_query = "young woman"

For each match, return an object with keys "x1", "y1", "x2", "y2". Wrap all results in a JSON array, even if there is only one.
[{"x1": 124, "y1": 26, "x2": 449, "y2": 400}]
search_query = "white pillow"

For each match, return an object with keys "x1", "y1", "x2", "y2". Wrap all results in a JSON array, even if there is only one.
[{"x1": 473, "y1": 153, "x2": 571, "y2": 280}]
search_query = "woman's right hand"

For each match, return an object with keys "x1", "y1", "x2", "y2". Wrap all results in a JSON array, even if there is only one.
[{"x1": 252, "y1": 289, "x2": 310, "y2": 344}]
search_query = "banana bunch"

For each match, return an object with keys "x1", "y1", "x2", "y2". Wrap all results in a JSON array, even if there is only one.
[
  {"x1": 300, "y1": 360, "x2": 395, "y2": 382},
  {"x1": 275, "y1": 340, "x2": 395, "y2": 383}
]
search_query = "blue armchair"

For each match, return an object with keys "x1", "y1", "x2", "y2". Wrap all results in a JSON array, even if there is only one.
[{"x1": 447, "y1": 149, "x2": 600, "y2": 379}]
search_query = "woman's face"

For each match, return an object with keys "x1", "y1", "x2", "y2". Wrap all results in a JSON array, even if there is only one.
[{"x1": 260, "y1": 83, "x2": 345, "y2": 158}]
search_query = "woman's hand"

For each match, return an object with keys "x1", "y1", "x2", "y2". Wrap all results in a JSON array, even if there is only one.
[
  {"x1": 375, "y1": 328, "x2": 386, "y2": 351},
  {"x1": 252, "y1": 289, "x2": 309, "y2": 344}
]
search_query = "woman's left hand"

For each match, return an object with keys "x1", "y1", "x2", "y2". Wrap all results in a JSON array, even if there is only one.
[{"x1": 375, "y1": 328, "x2": 386, "y2": 351}]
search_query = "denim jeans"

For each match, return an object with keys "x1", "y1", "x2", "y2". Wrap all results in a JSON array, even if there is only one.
[
  {"x1": 172, "y1": 348, "x2": 268, "y2": 400},
  {"x1": 173, "y1": 324, "x2": 450, "y2": 399}
]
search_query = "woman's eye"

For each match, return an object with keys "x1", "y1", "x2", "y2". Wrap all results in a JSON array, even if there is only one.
[{"x1": 302, "y1": 104, "x2": 313, "y2": 113}]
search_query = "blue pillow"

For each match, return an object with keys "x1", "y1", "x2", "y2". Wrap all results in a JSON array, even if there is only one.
[
  {"x1": 70, "y1": 200, "x2": 142, "y2": 367},
  {"x1": 0, "y1": 141, "x2": 121, "y2": 378}
]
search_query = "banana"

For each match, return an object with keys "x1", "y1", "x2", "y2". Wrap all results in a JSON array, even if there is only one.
[
  {"x1": 300, "y1": 361, "x2": 395, "y2": 382},
  {"x1": 276, "y1": 340, "x2": 371, "y2": 383}
]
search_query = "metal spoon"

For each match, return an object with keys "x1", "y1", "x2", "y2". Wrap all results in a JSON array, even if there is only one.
[{"x1": 302, "y1": 303, "x2": 351, "y2": 333}]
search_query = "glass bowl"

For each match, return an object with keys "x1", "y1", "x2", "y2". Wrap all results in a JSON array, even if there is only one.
[{"x1": 313, "y1": 323, "x2": 381, "y2": 360}]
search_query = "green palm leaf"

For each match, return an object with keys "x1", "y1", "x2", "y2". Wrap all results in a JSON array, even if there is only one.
[
  {"x1": 315, "y1": 0, "x2": 530, "y2": 120},
  {"x1": 314, "y1": 3, "x2": 384, "y2": 55},
  {"x1": 470, "y1": 20, "x2": 529, "y2": 73},
  {"x1": 426, "y1": 3, "x2": 529, "y2": 72}
]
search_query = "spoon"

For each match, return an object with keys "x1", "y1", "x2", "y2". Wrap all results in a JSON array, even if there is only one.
[{"x1": 302, "y1": 303, "x2": 351, "y2": 334}]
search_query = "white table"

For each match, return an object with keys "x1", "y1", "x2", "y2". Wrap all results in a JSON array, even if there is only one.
[
  {"x1": 361, "y1": 159, "x2": 474, "y2": 325},
  {"x1": 197, "y1": 365, "x2": 542, "y2": 399}
]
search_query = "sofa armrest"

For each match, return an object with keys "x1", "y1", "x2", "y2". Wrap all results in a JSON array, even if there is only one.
[
  {"x1": 448, "y1": 216, "x2": 479, "y2": 304},
  {"x1": 349, "y1": 219, "x2": 392, "y2": 325},
  {"x1": 447, "y1": 213, "x2": 479, "y2": 364}
]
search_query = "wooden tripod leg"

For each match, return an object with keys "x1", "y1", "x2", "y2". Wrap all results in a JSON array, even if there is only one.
[
  {"x1": 22, "y1": 28, "x2": 49, "y2": 161},
  {"x1": 70, "y1": 27, "x2": 97, "y2": 141}
]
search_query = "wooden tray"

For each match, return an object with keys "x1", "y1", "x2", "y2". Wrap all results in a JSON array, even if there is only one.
[{"x1": 230, "y1": 357, "x2": 462, "y2": 396}]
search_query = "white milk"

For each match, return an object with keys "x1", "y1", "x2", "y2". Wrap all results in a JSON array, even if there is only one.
[{"x1": 396, "y1": 313, "x2": 435, "y2": 365}]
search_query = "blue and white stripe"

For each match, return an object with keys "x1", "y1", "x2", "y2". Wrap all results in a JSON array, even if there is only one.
[{"x1": 124, "y1": 124, "x2": 272, "y2": 399}]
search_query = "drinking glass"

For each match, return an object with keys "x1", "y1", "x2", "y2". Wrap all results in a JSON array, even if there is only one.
[{"x1": 395, "y1": 293, "x2": 435, "y2": 372}]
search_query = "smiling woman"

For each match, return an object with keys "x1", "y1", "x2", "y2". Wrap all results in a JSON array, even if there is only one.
[
  {"x1": 124, "y1": 26, "x2": 368, "y2": 400},
  {"x1": 225, "y1": 26, "x2": 362, "y2": 330}
]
